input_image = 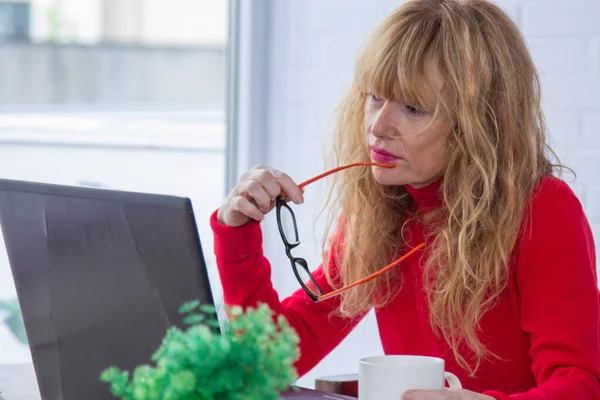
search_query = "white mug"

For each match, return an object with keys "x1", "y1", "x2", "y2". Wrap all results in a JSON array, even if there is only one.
[{"x1": 359, "y1": 355, "x2": 462, "y2": 399}]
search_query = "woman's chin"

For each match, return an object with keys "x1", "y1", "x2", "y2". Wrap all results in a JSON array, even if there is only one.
[{"x1": 371, "y1": 168, "x2": 409, "y2": 186}]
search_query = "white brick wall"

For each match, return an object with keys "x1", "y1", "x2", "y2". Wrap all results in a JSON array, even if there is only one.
[{"x1": 258, "y1": 0, "x2": 600, "y2": 388}]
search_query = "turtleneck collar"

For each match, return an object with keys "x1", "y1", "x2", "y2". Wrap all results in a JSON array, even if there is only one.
[{"x1": 404, "y1": 177, "x2": 443, "y2": 211}]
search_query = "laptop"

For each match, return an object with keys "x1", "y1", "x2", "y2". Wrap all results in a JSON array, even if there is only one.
[{"x1": 0, "y1": 179, "x2": 356, "y2": 400}]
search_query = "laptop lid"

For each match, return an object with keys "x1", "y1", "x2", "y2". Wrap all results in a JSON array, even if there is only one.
[{"x1": 0, "y1": 179, "x2": 215, "y2": 400}]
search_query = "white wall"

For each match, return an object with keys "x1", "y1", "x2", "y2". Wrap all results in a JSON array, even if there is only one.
[{"x1": 257, "y1": 0, "x2": 600, "y2": 389}]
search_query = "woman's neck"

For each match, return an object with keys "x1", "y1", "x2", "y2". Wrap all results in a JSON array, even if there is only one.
[{"x1": 404, "y1": 177, "x2": 443, "y2": 210}]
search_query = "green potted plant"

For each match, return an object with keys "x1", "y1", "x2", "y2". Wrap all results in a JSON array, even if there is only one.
[
  {"x1": 0, "y1": 297, "x2": 28, "y2": 345},
  {"x1": 100, "y1": 302, "x2": 300, "y2": 400}
]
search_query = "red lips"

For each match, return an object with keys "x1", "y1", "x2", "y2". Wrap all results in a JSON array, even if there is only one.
[
  {"x1": 370, "y1": 146, "x2": 400, "y2": 163},
  {"x1": 369, "y1": 145, "x2": 398, "y2": 158}
]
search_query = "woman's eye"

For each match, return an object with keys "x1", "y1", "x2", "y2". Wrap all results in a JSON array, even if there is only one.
[
  {"x1": 368, "y1": 93, "x2": 382, "y2": 102},
  {"x1": 405, "y1": 104, "x2": 424, "y2": 116}
]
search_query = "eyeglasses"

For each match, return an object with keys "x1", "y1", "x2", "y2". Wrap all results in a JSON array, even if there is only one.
[{"x1": 276, "y1": 162, "x2": 426, "y2": 302}]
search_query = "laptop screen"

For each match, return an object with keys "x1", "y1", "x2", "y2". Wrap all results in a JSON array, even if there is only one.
[{"x1": 0, "y1": 180, "x2": 215, "y2": 400}]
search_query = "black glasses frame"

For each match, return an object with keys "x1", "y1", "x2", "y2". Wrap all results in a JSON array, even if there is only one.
[{"x1": 275, "y1": 196, "x2": 323, "y2": 301}]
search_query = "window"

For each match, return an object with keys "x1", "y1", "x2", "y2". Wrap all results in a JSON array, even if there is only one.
[{"x1": 0, "y1": 0, "x2": 229, "y2": 363}]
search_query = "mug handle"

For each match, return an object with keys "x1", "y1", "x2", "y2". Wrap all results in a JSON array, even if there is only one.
[{"x1": 444, "y1": 372, "x2": 462, "y2": 389}]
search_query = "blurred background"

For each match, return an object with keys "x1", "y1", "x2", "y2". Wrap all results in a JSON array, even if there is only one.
[
  {"x1": 0, "y1": 0, "x2": 228, "y2": 369},
  {"x1": 0, "y1": 0, "x2": 599, "y2": 391}
]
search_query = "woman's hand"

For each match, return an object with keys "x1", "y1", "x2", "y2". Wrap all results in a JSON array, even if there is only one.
[
  {"x1": 403, "y1": 389, "x2": 495, "y2": 400},
  {"x1": 217, "y1": 165, "x2": 304, "y2": 227}
]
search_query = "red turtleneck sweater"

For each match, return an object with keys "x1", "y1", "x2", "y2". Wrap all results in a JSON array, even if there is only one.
[{"x1": 210, "y1": 176, "x2": 600, "y2": 399}]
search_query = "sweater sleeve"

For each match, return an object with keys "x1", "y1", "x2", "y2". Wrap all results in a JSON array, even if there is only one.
[
  {"x1": 209, "y1": 209, "x2": 365, "y2": 377},
  {"x1": 483, "y1": 178, "x2": 600, "y2": 400}
]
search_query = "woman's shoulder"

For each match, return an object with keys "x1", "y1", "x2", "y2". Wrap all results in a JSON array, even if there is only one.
[
  {"x1": 527, "y1": 174, "x2": 584, "y2": 217},
  {"x1": 515, "y1": 174, "x2": 596, "y2": 282},
  {"x1": 517, "y1": 174, "x2": 591, "y2": 249}
]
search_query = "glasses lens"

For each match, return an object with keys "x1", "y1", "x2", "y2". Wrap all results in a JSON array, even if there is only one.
[
  {"x1": 294, "y1": 260, "x2": 322, "y2": 297},
  {"x1": 279, "y1": 205, "x2": 299, "y2": 245}
]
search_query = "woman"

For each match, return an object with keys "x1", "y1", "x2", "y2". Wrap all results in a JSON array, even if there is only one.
[{"x1": 211, "y1": 0, "x2": 600, "y2": 398}]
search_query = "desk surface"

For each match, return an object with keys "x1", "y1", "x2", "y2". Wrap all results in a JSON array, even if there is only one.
[
  {"x1": 0, "y1": 364, "x2": 355, "y2": 400},
  {"x1": 0, "y1": 364, "x2": 40, "y2": 400}
]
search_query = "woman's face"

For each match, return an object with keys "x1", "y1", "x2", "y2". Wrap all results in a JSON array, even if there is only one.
[{"x1": 364, "y1": 66, "x2": 454, "y2": 188}]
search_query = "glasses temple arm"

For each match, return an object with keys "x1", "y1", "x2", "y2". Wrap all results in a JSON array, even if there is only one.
[{"x1": 280, "y1": 162, "x2": 395, "y2": 197}]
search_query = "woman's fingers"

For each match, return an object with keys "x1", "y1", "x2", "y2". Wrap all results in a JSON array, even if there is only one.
[
  {"x1": 217, "y1": 164, "x2": 302, "y2": 227},
  {"x1": 268, "y1": 169, "x2": 304, "y2": 204},
  {"x1": 244, "y1": 179, "x2": 272, "y2": 212},
  {"x1": 231, "y1": 195, "x2": 264, "y2": 221}
]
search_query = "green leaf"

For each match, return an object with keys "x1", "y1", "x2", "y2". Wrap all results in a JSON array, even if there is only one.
[
  {"x1": 225, "y1": 305, "x2": 243, "y2": 317},
  {"x1": 183, "y1": 314, "x2": 205, "y2": 325},
  {"x1": 100, "y1": 367, "x2": 131, "y2": 397},
  {"x1": 178, "y1": 300, "x2": 200, "y2": 314},
  {"x1": 205, "y1": 319, "x2": 222, "y2": 329},
  {"x1": 199, "y1": 304, "x2": 217, "y2": 314},
  {"x1": 170, "y1": 370, "x2": 196, "y2": 392}
]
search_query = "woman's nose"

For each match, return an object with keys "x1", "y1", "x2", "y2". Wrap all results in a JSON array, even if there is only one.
[{"x1": 371, "y1": 103, "x2": 399, "y2": 139}]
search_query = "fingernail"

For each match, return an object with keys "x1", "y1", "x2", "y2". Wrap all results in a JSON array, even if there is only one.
[{"x1": 295, "y1": 195, "x2": 304, "y2": 204}]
